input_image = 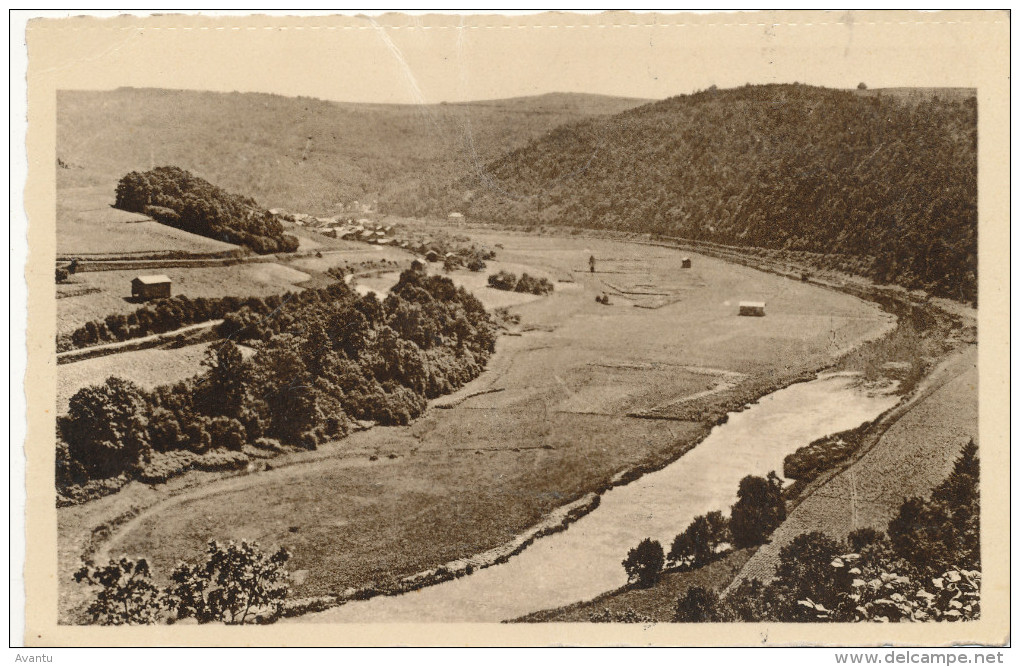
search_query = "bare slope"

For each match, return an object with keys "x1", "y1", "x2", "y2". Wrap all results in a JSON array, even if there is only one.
[{"x1": 56, "y1": 88, "x2": 650, "y2": 216}]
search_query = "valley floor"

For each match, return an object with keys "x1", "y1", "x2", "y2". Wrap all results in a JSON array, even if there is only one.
[{"x1": 59, "y1": 228, "x2": 897, "y2": 623}]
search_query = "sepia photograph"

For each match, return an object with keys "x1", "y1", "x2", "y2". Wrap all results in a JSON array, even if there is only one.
[{"x1": 14, "y1": 9, "x2": 1010, "y2": 649}]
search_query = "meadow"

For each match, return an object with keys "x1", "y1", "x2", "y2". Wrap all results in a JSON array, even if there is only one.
[{"x1": 57, "y1": 186, "x2": 239, "y2": 258}]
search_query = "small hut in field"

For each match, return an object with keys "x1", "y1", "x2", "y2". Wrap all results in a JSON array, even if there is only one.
[
  {"x1": 681, "y1": 257, "x2": 692, "y2": 269},
  {"x1": 738, "y1": 301, "x2": 766, "y2": 317},
  {"x1": 131, "y1": 275, "x2": 171, "y2": 301}
]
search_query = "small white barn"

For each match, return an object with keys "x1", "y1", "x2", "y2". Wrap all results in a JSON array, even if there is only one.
[{"x1": 738, "y1": 301, "x2": 766, "y2": 317}]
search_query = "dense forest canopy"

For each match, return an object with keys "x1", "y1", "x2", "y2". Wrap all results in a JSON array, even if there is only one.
[
  {"x1": 114, "y1": 166, "x2": 300, "y2": 254},
  {"x1": 399, "y1": 84, "x2": 977, "y2": 301},
  {"x1": 57, "y1": 268, "x2": 497, "y2": 497}
]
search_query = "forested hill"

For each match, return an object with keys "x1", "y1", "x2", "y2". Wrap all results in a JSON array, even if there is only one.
[
  {"x1": 423, "y1": 85, "x2": 977, "y2": 301},
  {"x1": 57, "y1": 88, "x2": 649, "y2": 216}
]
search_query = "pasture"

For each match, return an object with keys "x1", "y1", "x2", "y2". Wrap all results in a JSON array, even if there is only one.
[
  {"x1": 69, "y1": 230, "x2": 895, "y2": 611},
  {"x1": 56, "y1": 262, "x2": 311, "y2": 336},
  {"x1": 57, "y1": 186, "x2": 239, "y2": 258},
  {"x1": 57, "y1": 343, "x2": 215, "y2": 414}
]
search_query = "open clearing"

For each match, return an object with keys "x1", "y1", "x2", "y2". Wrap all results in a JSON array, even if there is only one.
[
  {"x1": 57, "y1": 186, "x2": 239, "y2": 257},
  {"x1": 57, "y1": 343, "x2": 215, "y2": 413},
  {"x1": 60, "y1": 229, "x2": 892, "y2": 620}
]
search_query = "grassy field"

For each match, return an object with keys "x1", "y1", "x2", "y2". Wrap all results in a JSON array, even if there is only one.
[
  {"x1": 57, "y1": 186, "x2": 240, "y2": 257},
  {"x1": 59, "y1": 229, "x2": 894, "y2": 620},
  {"x1": 56, "y1": 262, "x2": 311, "y2": 336},
  {"x1": 57, "y1": 343, "x2": 214, "y2": 413}
]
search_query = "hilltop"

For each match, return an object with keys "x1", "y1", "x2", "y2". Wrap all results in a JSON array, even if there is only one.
[
  {"x1": 419, "y1": 84, "x2": 977, "y2": 301},
  {"x1": 56, "y1": 88, "x2": 650, "y2": 216}
]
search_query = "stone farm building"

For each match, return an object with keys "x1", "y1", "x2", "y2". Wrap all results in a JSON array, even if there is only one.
[
  {"x1": 738, "y1": 301, "x2": 766, "y2": 317},
  {"x1": 132, "y1": 274, "x2": 171, "y2": 301}
]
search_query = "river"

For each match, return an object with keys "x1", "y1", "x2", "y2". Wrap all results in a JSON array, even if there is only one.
[{"x1": 298, "y1": 372, "x2": 899, "y2": 623}]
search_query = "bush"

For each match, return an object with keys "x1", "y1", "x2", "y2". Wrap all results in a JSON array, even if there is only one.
[
  {"x1": 588, "y1": 608, "x2": 654, "y2": 623},
  {"x1": 622, "y1": 537, "x2": 665, "y2": 588},
  {"x1": 74, "y1": 557, "x2": 163, "y2": 625},
  {"x1": 674, "y1": 586, "x2": 721, "y2": 622},
  {"x1": 194, "y1": 449, "x2": 250, "y2": 472},
  {"x1": 514, "y1": 273, "x2": 553, "y2": 295},
  {"x1": 138, "y1": 450, "x2": 198, "y2": 484},
  {"x1": 56, "y1": 267, "x2": 69, "y2": 283},
  {"x1": 487, "y1": 270, "x2": 517, "y2": 291},
  {"x1": 165, "y1": 540, "x2": 291, "y2": 624}
]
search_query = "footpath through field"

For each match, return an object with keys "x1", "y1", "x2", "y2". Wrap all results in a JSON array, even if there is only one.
[{"x1": 730, "y1": 343, "x2": 978, "y2": 588}]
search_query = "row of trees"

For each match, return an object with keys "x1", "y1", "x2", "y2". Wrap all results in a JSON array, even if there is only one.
[
  {"x1": 58, "y1": 293, "x2": 290, "y2": 352},
  {"x1": 414, "y1": 84, "x2": 977, "y2": 302},
  {"x1": 115, "y1": 166, "x2": 299, "y2": 254},
  {"x1": 74, "y1": 540, "x2": 291, "y2": 625},
  {"x1": 57, "y1": 266, "x2": 497, "y2": 494},
  {"x1": 622, "y1": 471, "x2": 787, "y2": 587}
]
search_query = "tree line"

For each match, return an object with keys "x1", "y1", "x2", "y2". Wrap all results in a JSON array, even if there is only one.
[
  {"x1": 115, "y1": 166, "x2": 300, "y2": 254},
  {"x1": 57, "y1": 266, "x2": 497, "y2": 499},
  {"x1": 59, "y1": 293, "x2": 289, "y2": 352},
  {"x1": 397, "y1": 84, "x2": 977, "y2": 302}
]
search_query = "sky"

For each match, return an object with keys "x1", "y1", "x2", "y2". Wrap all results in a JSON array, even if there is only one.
[{"x1": 25, "y1": 10, "x2": 996, "y2": 105}]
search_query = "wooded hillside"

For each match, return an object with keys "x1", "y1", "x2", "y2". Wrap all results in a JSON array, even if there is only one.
[{"x1": 430, "y1": 85, "x2": 977, "y2": 301}]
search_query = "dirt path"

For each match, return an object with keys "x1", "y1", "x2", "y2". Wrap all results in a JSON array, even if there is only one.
[{"x1": 730, "y1": 343, "x2": 978, "y2": 588}]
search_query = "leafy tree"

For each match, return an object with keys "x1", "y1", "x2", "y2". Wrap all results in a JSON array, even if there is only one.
[
  {"x1": 165, "y1": 540, "x2": 291, "y2": 624},
  {"x1": 729, "y1": 472, "x2": 787, "y2": 548},
  {"x1": 622, "y1": 537, "x2": 665, "y2": 588},
  {"x1": 199, "y1": 341, "x2": 248, "y2": 418},
  {"x1": 668, "y1": 511, "x2": 729, "y2": 569},
  {"x1": 59, "y1": 377, "x2": 151, "y2": 477},
  {"x1": 73, "y1": 557, "x2": 163, "y2": 625}
]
